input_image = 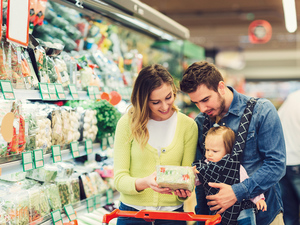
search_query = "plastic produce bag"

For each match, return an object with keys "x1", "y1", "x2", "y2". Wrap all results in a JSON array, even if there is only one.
[
  {"x1": 156, "y1": 165, "x2": 195, "y2": 192},
  {"x1": 44, "y1": 183, "x2": 62, "y2": 211},
  {"x1": 35, "y1": 110, "x2": 52, "y2": 153}
]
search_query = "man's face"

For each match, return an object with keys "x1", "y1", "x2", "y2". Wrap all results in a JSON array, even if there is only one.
[{"x1": 188, "y1": 83, "x2": 225, "y2": 119}]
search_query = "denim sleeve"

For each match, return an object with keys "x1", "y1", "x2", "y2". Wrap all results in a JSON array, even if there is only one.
[{"x1": 232, "y1": 100, "x2": 286, "y2": 202}]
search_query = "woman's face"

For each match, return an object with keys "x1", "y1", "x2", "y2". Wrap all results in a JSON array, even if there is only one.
[{"x1": 148, "y1": 83, "x2": 175, "y2": 121}]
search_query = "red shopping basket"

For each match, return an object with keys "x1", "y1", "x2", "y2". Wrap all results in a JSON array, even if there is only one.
[{"x1": 102, "y1": 209, "x2": 221, "y2": 225}]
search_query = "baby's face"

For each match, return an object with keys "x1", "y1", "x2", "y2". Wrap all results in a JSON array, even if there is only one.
[{"x1": 205, "y1": 134, "x2": 227, "y2": 162}]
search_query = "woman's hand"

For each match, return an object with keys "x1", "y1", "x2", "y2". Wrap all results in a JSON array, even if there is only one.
[
  {"x1": 173, "y1": 189, "x2": 191, "y2": 198},
  {"x1": 135, "y1": 171, "x2": 173, "y2": 195}
]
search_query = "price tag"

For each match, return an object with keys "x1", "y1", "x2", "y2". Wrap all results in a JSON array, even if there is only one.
[
  {"x1": 106, "y1": 188, "x2": 114, "y2": 204},
  {"x1": 0, "y1": 80, "x2": 15, "y2": 100},
  {"x1": 55, "y1": 84, "x2": 66, "y2": 99},
  {"x1": 33, "y1": 149, "x2": 44, "y2": 168},
  {"x1": 38, "y1": 83, "x2": 50, "y2": 100},
  {"x1": 101, "y1": 137, "x2": 108, "y2": 150},
  {"x1": 70, "y1": 141, "x2": 80, "y2": 158},
  {"x1": 86, "y1": 197, "x2": 94, "y2": 213},
  {"x1": 68, "y1": 84, "x2": 78, "y2": 99},
  {"x1": 51, "y1": 209, "x2": 63, "y2": 225},
  {"x1": 94, "y1": 194, "x2": 102, "y2": 209},
  {"x1": 94, "y1": 86, "x2": 101, "y2": 99},
  {"x1": 108, "y1": 135, "x2": 114, "y2": 148},
  {"x1": 64, "y1": 204, "x2": 77, "y2": 221},
  {"x1": 48, "y1": 83, "x2": 58, "y2": 100},
  {"x1": 22, "y1": 151, "x2": 34, "y2": 172},
  {"x1": 52, "y1": 145, "x2": 62, "y2": 163},
  {"x1": 87, "y1": 86, "x2": 95, "y2": 99},
  {"x1": 85, "y1": 139, "x2": 93, "y2": 154}
]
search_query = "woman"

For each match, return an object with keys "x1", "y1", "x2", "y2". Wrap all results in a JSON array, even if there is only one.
[{"x1": 114, "y1": 64, "x2": 198, "y2": 225}]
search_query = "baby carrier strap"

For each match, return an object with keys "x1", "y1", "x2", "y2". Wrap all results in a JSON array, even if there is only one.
[{"x1": 193, "y1": 97, "x2": 258, "y2": 225}]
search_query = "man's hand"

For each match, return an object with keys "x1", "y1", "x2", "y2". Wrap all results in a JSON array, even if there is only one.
[{"x1": 206, "y1": 182, "x2": 237, "y2": 214}]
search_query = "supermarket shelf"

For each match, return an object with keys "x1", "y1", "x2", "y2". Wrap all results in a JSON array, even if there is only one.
[
  {"x1": 40, "y1": 191, "x2": 120, "y2": 225},
  {"x1": 0, "y1": 143, "x2": 102, "y2": 176},
  {"x1": 11, "y1": 89, "x2": 90, "y2": 100}
]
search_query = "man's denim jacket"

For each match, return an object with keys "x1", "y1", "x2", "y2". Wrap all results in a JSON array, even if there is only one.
[{"x1": 194, "y1": 87, "x2": 286, "y2": 225}]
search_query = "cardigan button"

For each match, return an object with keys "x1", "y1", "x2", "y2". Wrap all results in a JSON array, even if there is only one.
[{"x1": 162, "y1": 149, "x2": 166, "y2": 153}]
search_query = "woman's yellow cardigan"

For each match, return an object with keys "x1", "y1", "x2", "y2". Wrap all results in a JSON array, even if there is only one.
[{"x1": 113, "y1": 112, "x2": 198, "y2": 207}]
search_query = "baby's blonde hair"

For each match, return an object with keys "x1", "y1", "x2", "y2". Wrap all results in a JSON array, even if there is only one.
[{"x1": 206, "y1": 126, "x2": 235, "y2": 154}]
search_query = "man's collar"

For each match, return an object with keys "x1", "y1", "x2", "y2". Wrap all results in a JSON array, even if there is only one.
[{"x1": 227, "y1": 86, "x2": 241, "y2": 116}]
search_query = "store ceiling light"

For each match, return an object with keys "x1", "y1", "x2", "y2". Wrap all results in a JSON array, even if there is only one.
[{"x1": 282, "y1": 0, "x2": 297, "y2": 33}]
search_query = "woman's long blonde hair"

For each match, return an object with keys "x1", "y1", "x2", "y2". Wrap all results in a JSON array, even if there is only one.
[{"x1": 129, "y1": 64, "x2": 178, "y2": 149}]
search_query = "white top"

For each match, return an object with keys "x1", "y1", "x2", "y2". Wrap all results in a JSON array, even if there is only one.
[
  {"x1": 147, "y1": 111, "x2": 177, "y2": 157},
  {"x1": 278, "y1": 90, "x2": 300, "y2": 165},
  {"x1": 126, "y1": 111, "x2": 182, "y2": 211}
]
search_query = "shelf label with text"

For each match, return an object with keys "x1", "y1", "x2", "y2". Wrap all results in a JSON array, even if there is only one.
[
  {"x1": 85, "y1": 139, "x2": 93, "y2": 154},
  {"x1": 55, "y1": 84, "x2": 66, "y2": 99},
  {"x1": 22, "y1": 151, "x2": 34, "y2": 172},
  {"x1": 87, "y1": 86, "x2": 95, "y2": 99},
  {"x1": 68, "y1": 84, "x2": 78, "y2": 99},
  {"x1": 86, "y1": 197, "x2": 94, "y2": 213},
  {"x1": 33, "y1": 149, "x2": 44, "y2": 168},
  {"x1": 52, "y1": 145, "x2": 62, "y2": 163},
  {"x1": 64, "y1": 204, "x2": 77, "y2": 221},
  {"x1": 51, "y1": 209, "x2": 63, "y2": 225},
  {"x1": 48, "y1": 83, "x2": 58, "y2": 100},
  {"x1": 70, "y1": 141, "x2": 80, "y2": 158},
  {"x1": 0, "y1": 80, "x2": 15, "y2": 100},
  {"x1": 39, "y1": 83, "x2": 50, "y2": 100}
]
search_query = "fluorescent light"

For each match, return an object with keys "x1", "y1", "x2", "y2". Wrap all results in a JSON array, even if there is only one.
[{"x1": 282, "y1": 0, "x2": 297, "y2": 33}]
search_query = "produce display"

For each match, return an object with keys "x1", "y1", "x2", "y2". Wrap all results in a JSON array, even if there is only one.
[{"x1": 156, "y1": 166, "x2": 195, "y2": 192}]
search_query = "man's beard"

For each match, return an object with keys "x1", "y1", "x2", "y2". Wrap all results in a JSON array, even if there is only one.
[{"x1": 209, "y1": 94, "x2": 225, "y2": 123}]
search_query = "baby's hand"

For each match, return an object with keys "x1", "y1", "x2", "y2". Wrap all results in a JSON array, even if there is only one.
[
  {"x1": 193, "y1": 166, "x2": 201, "y2": 186},
  {"x1": 256, "y1": 199, "x2": 267, "y2": 212},
  {"x1": 192, "y1": 165, "x2": 199, "y2": 174}
]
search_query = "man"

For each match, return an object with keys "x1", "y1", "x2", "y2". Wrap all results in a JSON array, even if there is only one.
[
  {"x1": 180, "y1": 61, "x2": 286, "y2": 225},
  {"x1": 278, "y1": 90, "x2": 300, "y2": 225}
]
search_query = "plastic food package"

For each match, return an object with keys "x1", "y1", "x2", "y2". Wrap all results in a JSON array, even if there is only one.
[
  {"x1": 28, "y1": 186, "x2": 42, "y2": 223},
  {"x1": 56, "y1": 179, "x2": 71, "y2": 207},
  {"x1": 34, "y1": 45, "x2": 50, "y2": 83},
  {"x1": 69, "y1": 175, "x2": 80, "y2": 204},
  {"x1": 49, "y1": 109, "x2": 64, "y2": 146},
  {"x1": 156, "y1": 165, "x2": 195, "y2": 192},
  {"x1": 80, "y1": 174, "x2": 95, "y2": 199},
  {"x1": 15, "y1": 190, "x2": 30, "y2": 225},
  {"x1": 0, "y1": 171, "x2": 27, "y2": 182},
  {"x1": 0, "y1": 100, "x2": 12, "y2": 157},
  {"x1": 7, "y1": 100, "x2": 27, "y2": 156},
  {"x1": 44, "y1": 183, "x2": 62, "y2": 211},
  {"x1": 26, "y1": 164, "x2": 58, "y2": 183},
  {"x1": 35, "y1": 111, "x2": 52, "y2": 153},
  {"x1": 54, "y1": 56, "x2": 70, "y2": 87},
  {"x1": 88, "y1": 171, "x2": 107, "y2": 195},
  {"x1": 78, "y1": 108, "x2": 98, "y2": 142}
]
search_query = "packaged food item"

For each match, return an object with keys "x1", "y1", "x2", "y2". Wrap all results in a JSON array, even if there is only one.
[
  {"x1": 78, "y1": 109, "x2": 98, "y2": 142},
  {"x1": 56, "y1": 179, "x2": 71, "y2": 207},
  {"x1": 88, "y1": 171, "x2": 107, "y2": 195},
  {"x1": 28, "y1": 186, "x2": 42, "y2": 223},
  {"x1": 49, "y1": 109, "x2": 64, "y2": 146},
  {"x1": 0, "y1": 100, "x2": 12, "y2": 157},
  {"x1": 79, "y1": 174, "x2": 95, "y2": 199},
  {"x1": 44, "y1": 183, "x2": 62, "y2": 211},
  {"x1": 15, "y1": 190, "x2": 30, "y2": 225},
  {"x1": 34, "y1": 45, "x2": 50, "y2": 83},
  {"x1": 69, "y1": 175, "x2": 80, "y2": 204},
  {"x1": 35, "y1": 111, "x2": 52, "y2": 153},
  {"x1": 26, "y1": 164, "x2": 58, "y2": 183},
  {"x1": 156, "y1": 165, "x2": 195, "y2": 192},
  {"x1": 54, "y1": 56, "x2": 70, "y2": 87},
  {"x1": 7, "y1": 100, "x2": 27, "y2": 156}
]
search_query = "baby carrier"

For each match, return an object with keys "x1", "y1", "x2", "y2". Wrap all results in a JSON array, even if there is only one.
[{"x1": 193, "y1": 98, "x2": 258, "y2": 225}]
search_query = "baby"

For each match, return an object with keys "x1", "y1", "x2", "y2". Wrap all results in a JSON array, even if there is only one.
[{"x1": 195, "y1": 126, "x2": 266, "y2": 224}]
